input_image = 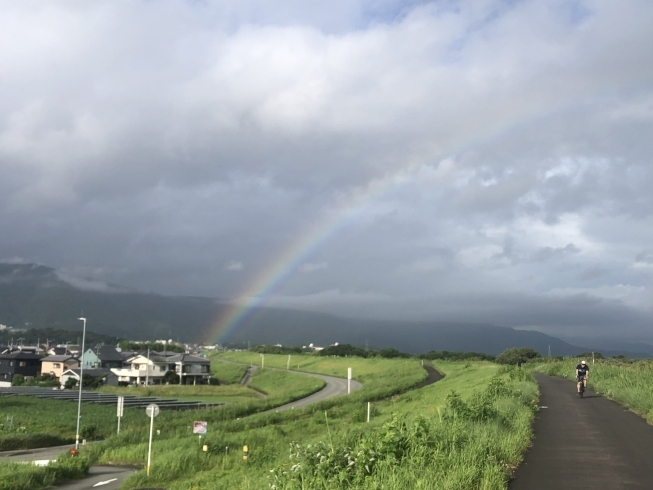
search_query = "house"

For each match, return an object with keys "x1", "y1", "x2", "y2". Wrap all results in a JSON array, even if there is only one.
[
  {"x1": 0, "y1": 351, "x2": 43, "y2": 387},
  {"x1": 80, "y1": 346, "x2": 125, "y2": 370},
  {"x1": 47, "y1": 346, "x2": 73, "y2": 356},
  {"x1": 111, "y1": 353, "x2": 170, "y2": 385},
  {"x1": 167, "y1": 353, "x2": 211, "y2": 385},
  {"x1": 40, "y1": 355, "x2": 80, "y2": 381},
  {"x1": 61, "y1": 368, "x2": 119, "y2": 388}
]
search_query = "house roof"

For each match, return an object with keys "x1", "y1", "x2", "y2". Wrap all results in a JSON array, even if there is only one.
[
  {"x1": 92, "y1": 346, "x2": 126, "y2": 362},
  {"x1": 49, "y1": 347, "x2": 72, "y2": 355},
  {"x1": 0, "y1": 351, "x2": 43, "y2": 360},
  {"x1": 166, "y1": 353, "x2": 210, "y2": 364},
  {"x1": 41, "y1": 355, "x2": 78, "y2": 362},
  {"x1": 63, "y1": 368, "x2": 116, "y2": 378}
]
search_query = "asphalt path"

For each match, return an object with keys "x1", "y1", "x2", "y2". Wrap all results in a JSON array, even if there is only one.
[
  {"x1": 53, "y1": 466, "x2": 137, "y2": 490},
  {"x1": 510, "y1": 373, "x2": 653, "y2": 489},
  {"x1": 216, "y1": 359, "x2": 363, "y2": 412},
  {"x1": 0, "y1": 445, "x2": 137, "y2": 490},
  {"x1": 0, "y1": 443, "x2": 75, "y2": 463},
  {"x1": 267, "y1": 370, "x2": 362, "y2": 412}
]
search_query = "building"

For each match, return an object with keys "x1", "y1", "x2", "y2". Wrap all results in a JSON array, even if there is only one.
[
  {"x1": 111, "y1": 353, "x2": 170, "y2": 385},
  {"x1": 167, "y1": 353, "x2": 211, "y2": 385},
  {"x1": 40, "y1": 355, "x2": 80, "y2": 381},
  {"x1": 0, "y1": 351, "x2": 43, "y2": 387},
  {"x1": 80, "y1": 346, "x2": 126, "y2": 370}
]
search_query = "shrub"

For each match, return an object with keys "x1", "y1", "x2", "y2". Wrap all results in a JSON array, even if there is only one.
[
  {"x1": 496, "y1": 347, "x2": 540, "y2": 365},
  {"x1": 11, "y1": 374, "x2": 24, "y2": 386}
]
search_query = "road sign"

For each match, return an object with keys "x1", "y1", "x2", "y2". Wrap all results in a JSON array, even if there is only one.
[
  {"x1": 146, "y1": 404, "x2": 160, "y2": 418},
  {"x1": 193, "y1": 421, "x2": 208, "y2": 434},
  {"x1": 146, "y1": 404, "x2": 159, "y2": 477},
  {"x1": 117, "y1": 396, "x2": 124, "y2": 435}
]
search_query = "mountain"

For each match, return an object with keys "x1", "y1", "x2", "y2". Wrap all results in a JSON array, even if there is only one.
[
  {"x1": 0, "y1": 262, "x2": 646, "y2": 357},
  {"x1": 0, "y1": 263, "x2": 224, "y2": 341},
  {"x1": 219, "y1": 307, "x2": 591, "y2": 356}
]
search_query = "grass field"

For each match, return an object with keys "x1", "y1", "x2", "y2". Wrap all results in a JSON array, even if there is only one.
[
  {"x1": 1, "y1": 354, "x2": 538, "y2": 490},
  {"x1": 535, "y1": 358, "x2": 653, "y2": 423},
  {"x1": 111, "y1": 357, "x2": 536, "y2": 489}
]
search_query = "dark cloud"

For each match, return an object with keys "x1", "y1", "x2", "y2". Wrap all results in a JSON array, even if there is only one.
[{"x1": 0, "y1": 0, "x2": 652, "y2": 342}]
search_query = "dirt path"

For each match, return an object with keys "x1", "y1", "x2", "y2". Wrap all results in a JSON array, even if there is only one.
[{"x1": 510, "y1": 373, "x2": 653, "y2": 489}]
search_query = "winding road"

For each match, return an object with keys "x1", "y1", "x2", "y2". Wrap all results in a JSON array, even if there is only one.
[
  {"x1": 2, "y1": 361, "x2": 440, "y2": 489},
  {"x1": 0, "y1": 361, "x2": 365, "y2": 489},
  {"x1": 510, "y1": 374, "x2": 653, "y2": 489}
]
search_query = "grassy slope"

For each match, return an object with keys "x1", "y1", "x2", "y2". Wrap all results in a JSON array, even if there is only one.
[
  {"x1": 535, "y1": 358, "x2": 653, "y2": 423},
  {"x1": 121, "y1": 358, "x2": 536, "y2": 490},
  {"x1": 1, "y1": 355, "x2": 538, "y2": 490}
]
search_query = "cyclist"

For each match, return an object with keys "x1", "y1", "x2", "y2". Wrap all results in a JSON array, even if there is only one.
[{"x1": 576, "y1": 360, "x2": 589, "y2": 396}]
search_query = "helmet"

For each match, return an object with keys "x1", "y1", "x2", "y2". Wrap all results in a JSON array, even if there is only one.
[{"x1": 581, "y1": 360, "x2": 586, "y2": 365}]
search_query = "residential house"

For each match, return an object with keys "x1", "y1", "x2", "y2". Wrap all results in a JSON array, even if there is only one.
[
  {"x1": 167, "y1": 353, "x2": 211, "y2": 385},
  {"x1": 47, "y1": 346, "x2": 73, "y2": 356},
  {"x1": 111, "y1": 353, "x2": 169, "y2": 385},
  {"x1": 80, "y1": 346, "x2": 125, "y2": 370},
  {"x1": 40, "y1": 355, "x2": 79, "y2": 382},
  {"x1": 0, "y1": 351, "x2": 43, "y2": 387}
]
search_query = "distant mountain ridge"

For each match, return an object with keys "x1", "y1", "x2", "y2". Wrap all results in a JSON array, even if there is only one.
[{"x1": 0, "y1": 262, "x2": 647, "y2": 357}]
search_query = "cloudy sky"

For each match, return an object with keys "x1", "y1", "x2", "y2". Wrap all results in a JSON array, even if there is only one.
[{"x1": 1, "y1": 0, "x2": 652, "y2": 342}]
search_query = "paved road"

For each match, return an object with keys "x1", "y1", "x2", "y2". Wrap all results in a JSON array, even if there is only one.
[
  {"x1": 267, "y1": 370, "x2": 362, "y2": 412},
  {"x1": 216, "y1": 359, "x2": 363, "y2": 412},
  {"x1": 0, "y1": 445, "x2": 136, "y2": 490},
  {"x1": 510, "y1": 374, "x2": 653, "y2": 489},
  {"x1": 0, "y1": 443, "x2": 75, "y2": 463},
  {"x1": 55, "y1": 466, "x2": 137, "y2": 490}
]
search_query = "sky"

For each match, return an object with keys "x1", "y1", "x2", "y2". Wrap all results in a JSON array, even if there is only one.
[{"x1": 0, "y1": 0, "x2": 652, "y2": 343}]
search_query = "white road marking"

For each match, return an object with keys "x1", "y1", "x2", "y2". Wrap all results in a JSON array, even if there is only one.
[{"x1": 93, "y1": 478, "x2": 118, "y2": 487}]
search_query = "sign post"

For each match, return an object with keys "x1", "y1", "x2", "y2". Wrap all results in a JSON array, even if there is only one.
[
  {"x1": 145, "y1": 404, "x2": 159, "y2": 477},
  {"x1": 347, "y1": 367, "x2": 352, "y2": 394},
  {"x1": 260, "y1": 353, "x2": 264, "y2": 368},
  {"x1": 194, "y1": 421, "x2": 208, "y2": 448},
  {"x1": 116, "y1": 396, "x2": 124, "y2": 434},
  {"x1": 287, "y1": 354, "x2": 291, "y2": 370},
  {"x1": 367, "y1": 402, "x2": 371, "y2": 423}
]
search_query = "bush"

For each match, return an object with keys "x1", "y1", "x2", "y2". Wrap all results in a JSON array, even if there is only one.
[
  {"x1": 208, "y1": 378, "x2": 220, "y2": 385},
  {"x1": 496, "y1": 347, "x2": 540, "y2": 365},
  {"x1": 11, "y1": 374, "x2": 24, "y2": 386}
]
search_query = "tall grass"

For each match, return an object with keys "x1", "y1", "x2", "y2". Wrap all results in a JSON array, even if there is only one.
[{"x1": 0, "y1": 453, "x2": 90, "y2": 490}]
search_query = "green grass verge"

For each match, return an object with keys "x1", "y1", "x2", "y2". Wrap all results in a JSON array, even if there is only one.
[
  {"x1": 211, "y1": 361, "x2": 250, "y2": 384},
  {"x1": 0, "y1": 453, "x2": 90, "y2": 490}
]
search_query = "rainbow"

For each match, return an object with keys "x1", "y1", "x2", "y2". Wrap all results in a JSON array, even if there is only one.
[{"x1": 203, "y1": 99, "x2": 579, "y2": 344}]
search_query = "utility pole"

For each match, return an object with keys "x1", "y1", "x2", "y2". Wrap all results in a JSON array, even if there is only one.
[
  {"x1": 75, "y1": 317, "x2": 87, "y2": 450},
  {"x1": 146, "y1": 347, "x2": 150, "y2": 386},
  {"x1": 548, "y1": 345, "x2": 551, "y2": 357}
]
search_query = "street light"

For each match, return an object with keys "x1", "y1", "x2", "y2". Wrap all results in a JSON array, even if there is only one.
[{"x1": 75, "y1": 317, "x2": 87, "y2": 450}]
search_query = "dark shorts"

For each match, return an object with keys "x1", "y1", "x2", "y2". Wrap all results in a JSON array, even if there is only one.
[{"x1": 577, "y1": 375, "x2": 587, "y2": 382}]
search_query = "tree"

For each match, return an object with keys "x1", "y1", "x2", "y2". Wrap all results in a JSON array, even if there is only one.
[
  {"x1": 64, "y1": 377, "x2": 77, "y2": 389},
  {"x1": 495, "y1": 347, "x2": 540, "y2": 365},
  {"x1": 164, "y1": 370, "x2": 179, "y2": 384}
]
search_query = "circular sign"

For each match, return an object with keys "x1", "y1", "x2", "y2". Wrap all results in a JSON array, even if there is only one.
[{"x1": 146, "y1": 403, "x2": 160, "y2": 418}]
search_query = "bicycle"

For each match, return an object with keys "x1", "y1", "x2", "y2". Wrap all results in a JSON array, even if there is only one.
[{"x1": 577, "y1": 376, "x2": 586, "y2": 398}]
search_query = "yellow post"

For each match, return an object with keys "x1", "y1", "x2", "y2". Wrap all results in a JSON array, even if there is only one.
[{"x1": 243, "y1": 445, "x2": 249, "y2": 461}]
